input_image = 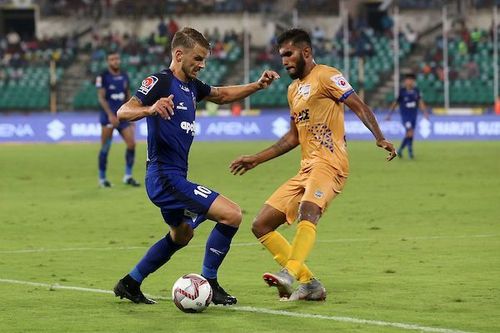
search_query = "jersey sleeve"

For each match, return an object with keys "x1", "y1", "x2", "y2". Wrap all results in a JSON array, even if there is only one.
[
  {"x1": 320, "y1": 67, "x2": 355, "y2": 103},
  {"x1": 193, "y1": 78, "x2": 212, "y2": 102},
  {"x1": 396, "y1": 88, "x2": 403, "y2": 103},
  {"x1": 134, "y1": 74, "x2": 162, "y2": 106}
]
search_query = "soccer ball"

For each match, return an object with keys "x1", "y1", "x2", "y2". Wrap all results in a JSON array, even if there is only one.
[{"x1": 172, "y1": 273, "x2": 212, "y2": 313}]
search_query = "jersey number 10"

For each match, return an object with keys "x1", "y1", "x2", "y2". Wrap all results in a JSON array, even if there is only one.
[{"x1": 194, "y1": 185, "x2": 212, "y2": 198}]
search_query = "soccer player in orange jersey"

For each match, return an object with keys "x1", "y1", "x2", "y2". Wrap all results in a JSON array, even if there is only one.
[{"x1": 230, "y1": 28, "x2": 396, "y2": 301}]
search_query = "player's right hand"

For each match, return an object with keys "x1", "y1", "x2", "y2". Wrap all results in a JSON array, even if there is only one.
[
  {"x1": 229, "y1": 155, "x2": 259, "y2": 175},
  {"x1": 257, "y1": 70, "x2": 280, "y2": 89},
  {"x1": 149, "y1": 94, "x2": 174, "y2": 120},
  {"x1": 376, "y1": 139, "x2": 397, "y2": 161},
  {"x1": 109, "y1": 114, "x2": 120, "y2": 127}
]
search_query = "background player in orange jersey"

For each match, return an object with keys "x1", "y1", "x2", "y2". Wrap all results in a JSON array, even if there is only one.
[{"x1": 230, "y1": 28, "x2": 397, "y2": 301}]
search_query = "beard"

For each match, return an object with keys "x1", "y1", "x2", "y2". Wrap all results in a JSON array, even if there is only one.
[
  {"x1": 182, "y1": 63, "x2": 196, "y2": 80},
  {"x1": 288, "y1": 55, "x2": 306, "y2": 80},
  {"x1": 109, "y1": 64, "x2": 120, "y2": 72}
]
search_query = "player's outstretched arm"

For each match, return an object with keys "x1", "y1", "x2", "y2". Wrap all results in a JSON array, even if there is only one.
[
  {"x1": 230, "y1": 118, "x2": 299, "y2": 175},
  {"x1": 117, "y1": 95, "x2": 175, "y2": 122},
  {"x1": 206, "y1": 70, "x2": 280, "y2": 105},
  {"x1": 385, "y1": 100, "x2": 398, "y2": 121},
  {"x1": 344, "y1": 92, "x2": 397, "y2": 161}
]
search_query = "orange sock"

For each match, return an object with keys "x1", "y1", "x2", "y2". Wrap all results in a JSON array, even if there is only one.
[
  {"x1": 285, "y1": 220, "x2": 317, "y2": 278},
  {"x1": 258, "y1": 231, "x2": 313, "y2": 283}
]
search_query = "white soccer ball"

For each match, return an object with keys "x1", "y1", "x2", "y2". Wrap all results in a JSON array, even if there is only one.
[{"x1": 172, "y1": 273, "x2": 212, "y2": 313}]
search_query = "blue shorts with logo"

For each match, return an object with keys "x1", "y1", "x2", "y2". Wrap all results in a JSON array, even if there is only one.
[
  {"x1": 145, "y1": 164, "x2": 219, "y2": 228},
  {"x1": 401, "y1": 116, "x2": 417, "y2": 130},
  {"x1": 100, "y1": 111, "x2": 131, "y2": 132}
]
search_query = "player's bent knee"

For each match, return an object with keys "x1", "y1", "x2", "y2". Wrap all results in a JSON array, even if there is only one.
[
  {"x1": 171, "y1": 232, "x2": 193, "y2": 246},
  {"x1": 170, "y1": 225, "x2": 194, "y2": 246},
  {"x1": 251, "y1": 219, "x2": 269, "y2": 238},
  {"x1": 222, "y1": 205, "x2": 242, "y2": 228}
]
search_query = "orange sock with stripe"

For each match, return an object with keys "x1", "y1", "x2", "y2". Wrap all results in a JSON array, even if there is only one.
[{"x1": 258, "y1": 231, "x2": 313, "y2": 283}]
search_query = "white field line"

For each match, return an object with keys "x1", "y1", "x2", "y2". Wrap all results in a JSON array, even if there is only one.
[
  {"x1": 0, "y1": 234, "x2": 497, "y2": 254},
  {"x1": 0, "y1": 278, "x2": 478, "y2": 333}
]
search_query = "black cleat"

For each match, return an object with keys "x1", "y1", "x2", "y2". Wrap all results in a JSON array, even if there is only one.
[
  {"x1": 205, "y1": 278, "x2": 237, "y2": 305},
  {"x1": 113, "y1": 278, "x2": 156, "y2": 304},
  {"x1": 123, "y1": 177, "x2": 140, "y2": 187},
  {"x1": 99, "y1": 179, "x2": 112, "y2": 188}
]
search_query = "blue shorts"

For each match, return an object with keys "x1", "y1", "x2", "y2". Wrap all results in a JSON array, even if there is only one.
[
  {"x1": 100, "y1": 111, "x2": 131, "y2": 132},
  {"x1": 401, "y1": 117, "x2": 416, "y2": 130},
  {"x1": 145, "y1": 167, "x2": 219, "y2": 228}
]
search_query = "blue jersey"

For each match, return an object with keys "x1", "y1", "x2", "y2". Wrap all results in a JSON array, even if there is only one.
[
  {"x1": 397, "y1": 87, "x2": 421, "y2": 120},
  {"x1": 134, "y1": 69, "x2": 211, "y2": 175},
  {"x1": 96, "y1": 70, "x2": 130, "y2": 113}
]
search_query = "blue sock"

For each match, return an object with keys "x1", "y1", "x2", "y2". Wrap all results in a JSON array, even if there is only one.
[
  {"x1": 129, "y1": 233, "x2": 185, "y2": 283},
  {"x1": 202, "y1": 223, "x2": 238, "y2": 279},
  {"x1": 125, "y1": 148, "x2": 135, "y2": 176},
  {"x1": 98, "y1": 139, "x2": 112, "y2": 179},
  {"x1": 399, "y1": 137, "x2": 409, "y2": 152},
  {"x1": 408, "y1": 137, "x2": 414, "y2": 157}
]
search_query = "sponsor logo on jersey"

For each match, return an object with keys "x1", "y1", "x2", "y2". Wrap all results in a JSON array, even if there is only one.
[
  {"x1": 331, "y1": 74, "x2": 352, "y2": 91},
  {"x1": 314, "y1": 190, "x2": 324, "y2": 199},
  {"x1": 138, "y1": 76, "x2": 158, "y2": 95},
  {"x1": 176, "y1": 102, "x2": 188, "y2": 110},
  {"x1": 110, "y1": 92, "x2": 125, "y2": 101},
  {"x1": 298, "y1": 83, "x2": 311, "y2": 98},
  {"x1": 180, "y1": 121, "x2": 196, "y2": 136},
  {"x1": 405, "y1": 101, "x2": 417, "y2": 108},
  {"x1": 180, "y1": 85, "x2": 190, "y2": 92},
  {"x1": 294, "y1": 109, "x2": 310, "y2": 124}
]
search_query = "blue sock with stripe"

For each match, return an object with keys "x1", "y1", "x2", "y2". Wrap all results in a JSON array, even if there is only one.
[{"x1": 202, "y1": 223, "x2": 238, "y2": 279}]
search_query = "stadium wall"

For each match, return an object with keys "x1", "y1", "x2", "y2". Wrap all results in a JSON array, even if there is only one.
[{"x1": 1, "y1": 112, "x2": 499, "y2": 143}]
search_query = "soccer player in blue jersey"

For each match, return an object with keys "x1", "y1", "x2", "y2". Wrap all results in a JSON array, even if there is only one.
[
  {"x1": 386, "y1": 73, "x2": 429, "y2": 159},
  {"x1": 113, "y1": 27, "x2": 279, "y2": 305},
  {"x1": 96, "y1": 51, "x2": 140, "y2": 187}
]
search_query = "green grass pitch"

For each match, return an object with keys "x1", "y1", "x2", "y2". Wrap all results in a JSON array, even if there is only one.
[{"x1": 1, "y1": 140, "x2": 499, "y2": 333}]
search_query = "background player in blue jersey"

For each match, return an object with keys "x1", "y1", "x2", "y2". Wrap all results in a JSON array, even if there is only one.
[
  {"x1": 113, "y1": 27, "x2": 279, "y2": 305},
  {"x1": 386, "y1": 73, "x2": 429, "y2": 159},
  {"x1": 96, "y1": 52, "x2": 140, "y2": 187}
]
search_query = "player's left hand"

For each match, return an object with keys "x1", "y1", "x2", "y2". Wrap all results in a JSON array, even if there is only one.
[
  {"x1": 376, "y1": 139, "x2": 397, "y2": 161},
  {"x1": 257, "y1": 70, "x2": 280, "y2": 89}
]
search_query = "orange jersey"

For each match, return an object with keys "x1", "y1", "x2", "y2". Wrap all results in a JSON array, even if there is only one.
[{"x1": 287, "y1": 64, "x2": 353, "y2": 176}]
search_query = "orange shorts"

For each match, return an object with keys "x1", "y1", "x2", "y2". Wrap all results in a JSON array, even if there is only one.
[{"x1": 265, "y1": 163, "x2": 347, "y2": 224}]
